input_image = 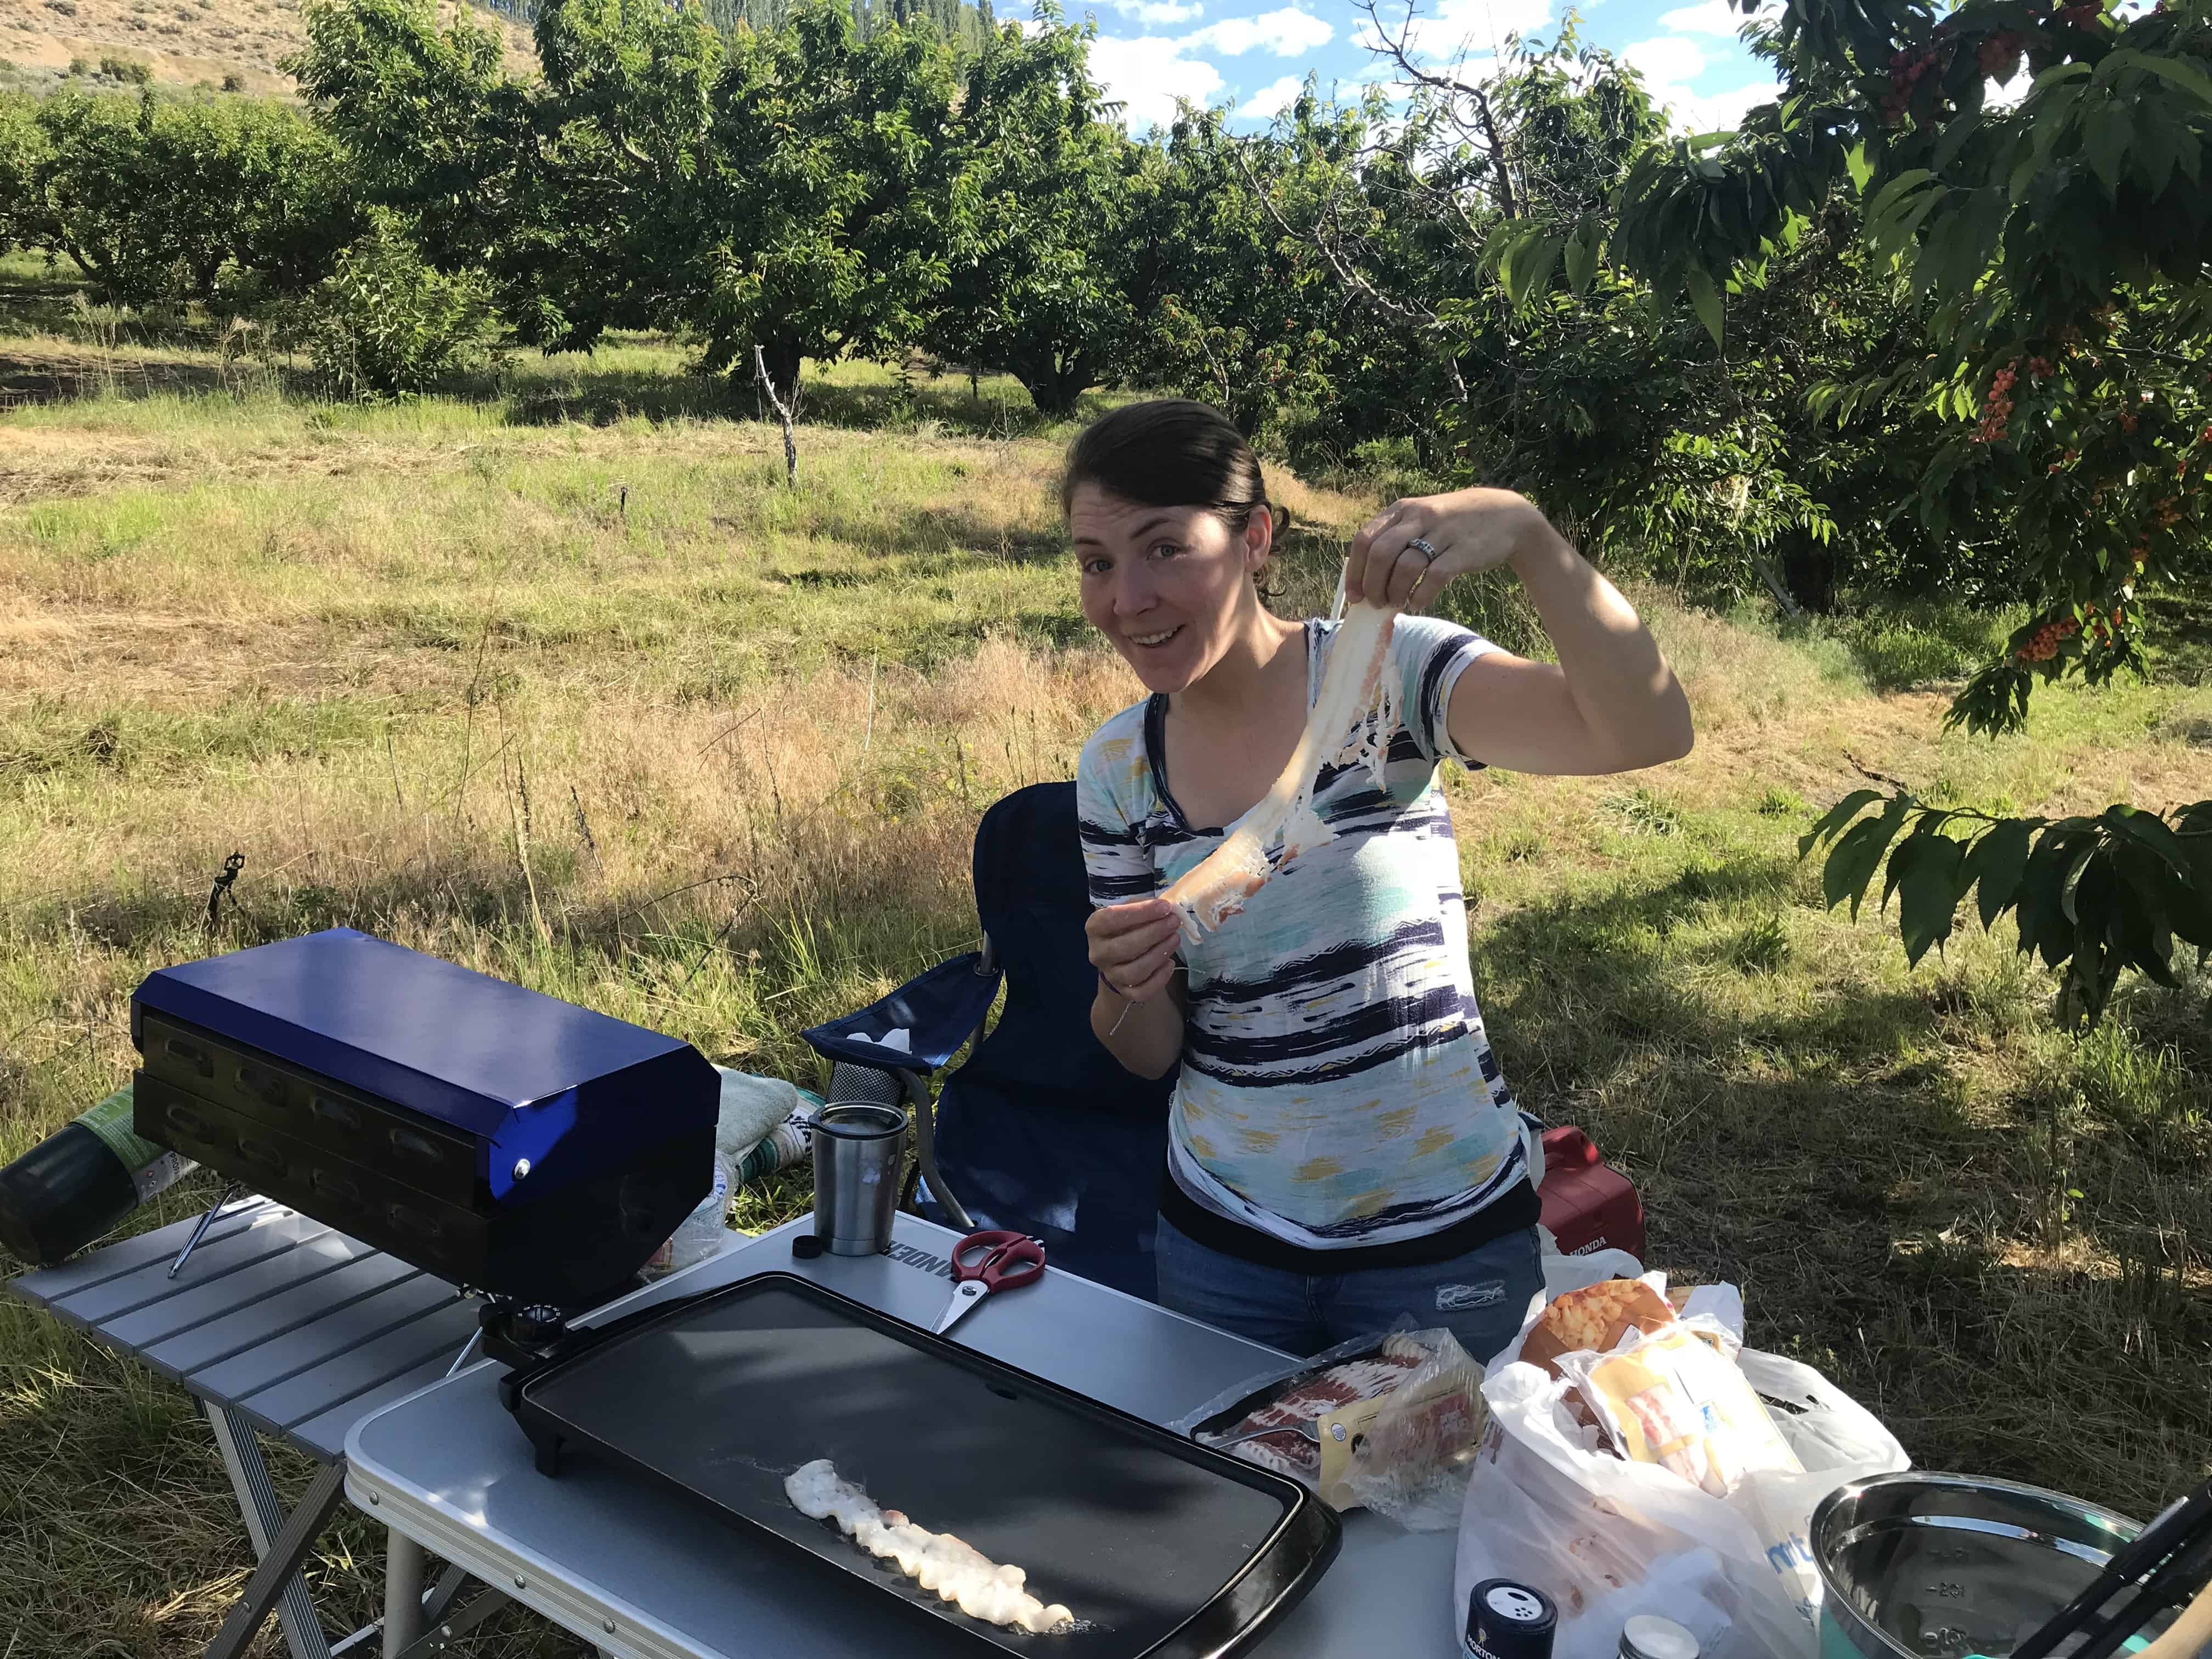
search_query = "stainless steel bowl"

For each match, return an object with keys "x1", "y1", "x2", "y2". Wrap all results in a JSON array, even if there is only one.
[{"x1": 1813, "y1": 1472, "x2": 2148, "y2": 1659}]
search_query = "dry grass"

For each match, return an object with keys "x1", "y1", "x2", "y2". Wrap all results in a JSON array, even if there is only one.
[
  {"x1": 0, "y1": 0, "x2": 535, "y2": 97},
  {"x1": 2, "y1": 334, "x2": 2208, "y2": 1655}
]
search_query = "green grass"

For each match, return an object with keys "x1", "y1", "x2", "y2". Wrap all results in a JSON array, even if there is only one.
[{"x1": 2, "y1": 296, "x2": 2209, "y2": 1655}]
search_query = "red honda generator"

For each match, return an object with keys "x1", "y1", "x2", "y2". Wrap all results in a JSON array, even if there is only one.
[{"x1": 1534, "y1": 1126, "x2": 1646, "y2": 1260}]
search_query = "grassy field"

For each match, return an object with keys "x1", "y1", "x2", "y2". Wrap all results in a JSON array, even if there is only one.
[{"x1": 2, "y1": 283, "x2": 2208, "y2": 1655}]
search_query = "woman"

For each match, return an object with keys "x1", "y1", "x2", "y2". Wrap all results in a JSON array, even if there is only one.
[{"x1": 1073, "y1": 400, "x2": 1692, "y2": 1362}]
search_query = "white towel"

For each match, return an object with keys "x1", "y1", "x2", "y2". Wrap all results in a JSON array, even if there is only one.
[{"x1": 712, "y1": 1066, "x2": 803, "y2": 1163}]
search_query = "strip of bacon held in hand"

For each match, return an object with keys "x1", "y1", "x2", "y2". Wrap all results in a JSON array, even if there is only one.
[{"x1": 1161, "y1": 590, "x2": 1400, "y2": 944}]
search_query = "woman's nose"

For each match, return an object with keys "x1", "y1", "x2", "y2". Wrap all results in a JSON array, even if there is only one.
[{"x1": 1112, "y1": 567, "x2": 1157, "y2": 614}]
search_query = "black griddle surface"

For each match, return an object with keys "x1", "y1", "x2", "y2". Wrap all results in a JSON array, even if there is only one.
[{"x1": 502, "y1": 1274, "x2": 1334, "y2": 1657}]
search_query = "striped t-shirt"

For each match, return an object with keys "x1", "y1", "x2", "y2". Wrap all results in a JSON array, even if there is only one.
[{"x1": 1077, "y1": 614, "x2": 1536, "y2": 1271}]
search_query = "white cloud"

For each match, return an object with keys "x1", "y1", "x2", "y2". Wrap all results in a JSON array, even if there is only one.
[
  {"x1": 1184, "y1": 6, "x2": 1334, "y2": 55},
  {"x1": 1110, "y1": 0, "x2": 1204, "y2": 24},
  {"x1": 1357, "y1": 0, "x2": 1553, "y2": 68},
  {"x1": 1656, "y1": 0, "x2": 1751, "y2": 35},
  {"x1": 1623, "y1": 33, "x2": 1777, "y2": 132},
  {"x1": 1090, "y1": 33, "x2": 1227, "y2": 129},
  {"x1": 1675, "y1": 78, "x2": 1779, "y2": 130},
  {"x1": 1238, "y1": 74, "x2": 1306, "y2": 117},
  {"x1": 1624, "y1": 33, "x2": 1707, "y2": 84}
]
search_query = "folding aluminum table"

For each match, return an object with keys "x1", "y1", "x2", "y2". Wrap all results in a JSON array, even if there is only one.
[
  {"x1": 343, "y1": 1211, "x2": 1466, "y2": 1658},
  {"x1": 3, "y1": 1197, "x2": 668, "y2": 1659}
]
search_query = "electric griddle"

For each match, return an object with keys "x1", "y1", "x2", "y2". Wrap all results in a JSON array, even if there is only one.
[
  {"x1": 499, "y1": 1273, "x2": 1342, "y2": 1658},
  {"x1": 129, "y1": 928, "x2": 719, "y2": 1312}
]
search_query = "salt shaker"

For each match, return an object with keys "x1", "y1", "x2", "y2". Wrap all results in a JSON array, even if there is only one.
[{"x1": 1618, "y1": 1614, "x2": 1700, "y2": 1659}]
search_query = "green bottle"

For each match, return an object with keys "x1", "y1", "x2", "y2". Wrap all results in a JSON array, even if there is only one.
[{"x1": 0, "y1": 1086, "x2": 197, "y2": 1266}]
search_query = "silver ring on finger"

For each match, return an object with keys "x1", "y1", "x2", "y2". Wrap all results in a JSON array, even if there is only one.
[{"x1": 1405, "y1": 536, "x2": 1440, "y2": 562}]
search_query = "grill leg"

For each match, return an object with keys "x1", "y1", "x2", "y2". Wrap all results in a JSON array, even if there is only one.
[
  {"x1": 171, "y1": 1183, "x2": 246, "y2": 1279},
  {"x1": 382, "y1": 1531, "x2": 427, "y2": 1659},
  {"x1": 204, "y1": 1400, "x2": 334, "y2": 1659}
]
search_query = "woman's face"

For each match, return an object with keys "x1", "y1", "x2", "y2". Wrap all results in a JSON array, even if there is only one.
[{"x1": 1070, "y1": 484, "x2": 1271, "y2": 695}]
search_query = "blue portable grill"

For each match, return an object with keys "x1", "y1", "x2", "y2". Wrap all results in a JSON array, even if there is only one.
[{"x1": 129, "y1": 928, "x2": 719, "y2": 1309}]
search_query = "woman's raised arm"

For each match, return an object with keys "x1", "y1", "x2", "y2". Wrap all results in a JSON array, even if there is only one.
[{"x1": 1347, "y1": 487, "x2": 1694, "y2": 777}]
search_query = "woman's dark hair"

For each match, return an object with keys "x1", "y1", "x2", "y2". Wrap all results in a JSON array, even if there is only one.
[{"x1": 1060, "y1": 399, "x2": 1274, "y2": 539}]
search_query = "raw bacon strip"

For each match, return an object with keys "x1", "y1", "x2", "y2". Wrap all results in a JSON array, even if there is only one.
[
  {"x1": 1162, "y1": 590, "x2": 1401, "y2": 944},
  {"x1": 785, "y1": 1460, "x2": 1074, "y2": 1634}
]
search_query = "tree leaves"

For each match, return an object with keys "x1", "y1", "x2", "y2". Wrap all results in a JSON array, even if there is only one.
[
  {"x1": 1804, "y1": 791, "x2": 2212, "y2": 1030},
  {"x1": 1684, "y1": 264, "x2": 1724, "y2": 347}
]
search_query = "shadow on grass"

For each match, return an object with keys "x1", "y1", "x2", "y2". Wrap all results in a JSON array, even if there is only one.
[
  {"x1": 492, "y1": 354, "x2": 1102, "y2": 439},
  {"x1": 1473, "y1": 854, "x2": 2208, "y2": 1515},
  {"x1": 0, "y1": 265, "x2": 95, "y2": 339}
]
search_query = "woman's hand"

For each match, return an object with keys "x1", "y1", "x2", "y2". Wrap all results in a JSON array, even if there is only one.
[
  {"x1": 1345, "y1": 487, "x2": 1550, "y2": 612},
  {"x1": 1086, "y1": 897, "x2": 1183, "y2": 1005}
]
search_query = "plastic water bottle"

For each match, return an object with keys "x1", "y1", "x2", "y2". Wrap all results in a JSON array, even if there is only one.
[
  {"x1": 0, "y1": 1086, "x2": 196, "y2": 1266},
  {"x1": 647, "y1": 1152, "x2": 735, "y2": 1277}
]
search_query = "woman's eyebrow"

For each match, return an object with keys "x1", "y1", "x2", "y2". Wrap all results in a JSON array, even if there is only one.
[{"x1": 1072, "y1": 512, "x2": 1177, "y2": 551}]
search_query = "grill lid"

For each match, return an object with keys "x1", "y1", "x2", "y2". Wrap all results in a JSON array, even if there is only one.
[{"x1": 132, "y1": 929, "x2": 717, "y2": 1199}]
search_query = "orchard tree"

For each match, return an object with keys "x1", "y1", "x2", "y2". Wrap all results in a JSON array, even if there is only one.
[
  {"x1": 700, "y1": 2, "x2": 967, "y2": 403},
  {"x1": 1611, "y1": 0, "x2": 2212, "y2": 1025},
  {"x1": 18, "y1": 91, "x2": 360, "y2": 307},
  {"x1": 0, "y1": 94, "x2": 48, "y2": 259},
  {"x1": 927, "y1": 10, "x2": 1151, "y2": 414},
  {"x1": 296, "y1": 0, "x2": 716, "y2": 351},
  {"x1": 1138, "y1": 98, "x2": 1379, "y2": 439},
  {"x1": 1221, "y1": 27, "x2": 1873, "y2": 597}
]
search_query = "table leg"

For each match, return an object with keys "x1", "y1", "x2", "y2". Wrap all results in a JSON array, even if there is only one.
[
  {"x1": 204, "y1": 1400, "x2": 335, "y2": 1659},
  {"x1": 383, "y1": 1530, "x2": 427, "y2": 1659},
  {"x1": 206, "y1": 1462, "x2": 348, "y2": 1659}
]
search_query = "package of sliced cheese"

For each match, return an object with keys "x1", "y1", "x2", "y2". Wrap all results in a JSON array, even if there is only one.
[{"x1": 1549, "y1": 1322, "x2": 1802, "y2": 1499}]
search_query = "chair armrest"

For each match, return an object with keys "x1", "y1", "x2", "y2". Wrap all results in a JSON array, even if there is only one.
[{"x1": 801, "y1": 951, "x2": 1002, "y2": 1074}]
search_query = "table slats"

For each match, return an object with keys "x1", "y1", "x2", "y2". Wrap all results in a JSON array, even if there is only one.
[
  {"x1": 103, "y1": 1231, "x2": 380, "y2": 1356},
  {"x1": 242, "y1": 1295, "x2": 479, "y2": 1432},
  {"x1": 145, "y1": 1252, "x2": 424, "y2": 1383}
]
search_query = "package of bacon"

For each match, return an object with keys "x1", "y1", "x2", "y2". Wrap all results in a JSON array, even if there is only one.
[{"x1": 1173, "y1": 1328, "x2": 1488, "y2": 1523}]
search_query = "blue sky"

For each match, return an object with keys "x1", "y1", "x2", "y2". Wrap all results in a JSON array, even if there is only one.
[{"x1": 1071, "y1": 0, "x2": 1785, "y2": 136}]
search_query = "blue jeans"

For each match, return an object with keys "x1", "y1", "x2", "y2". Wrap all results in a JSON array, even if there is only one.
[{"x1": 1156, "y1": 1214, "x2": 1544, "y2": 1364}]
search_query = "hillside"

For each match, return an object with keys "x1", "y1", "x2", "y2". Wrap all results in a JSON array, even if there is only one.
[{"x1": 0, "y1": 0, "x2": 538, "y2": 98}]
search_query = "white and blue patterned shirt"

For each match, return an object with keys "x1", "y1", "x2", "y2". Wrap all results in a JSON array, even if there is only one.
[{"x1": 1077, "y1": 614, "x2": 1532, "y2": 1261}]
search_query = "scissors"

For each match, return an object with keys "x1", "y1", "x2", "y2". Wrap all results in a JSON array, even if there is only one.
[{"x1": 933, "y1": 1230, "x2": 1046, "y2": 1335}]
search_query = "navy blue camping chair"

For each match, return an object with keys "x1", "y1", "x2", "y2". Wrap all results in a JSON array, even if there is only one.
[{"x1": 803, "y1": 782, "x2": 1176, "y2": 1301}]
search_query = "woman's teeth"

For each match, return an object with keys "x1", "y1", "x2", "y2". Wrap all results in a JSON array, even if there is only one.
[{"x1": 1130, "y1": 627, "x2": 1182, "y2": 647}]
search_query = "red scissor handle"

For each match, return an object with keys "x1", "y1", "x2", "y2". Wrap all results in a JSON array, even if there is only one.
[{"x1": 951, "y1": 1230, "x2": 1045, "y2": 1293}]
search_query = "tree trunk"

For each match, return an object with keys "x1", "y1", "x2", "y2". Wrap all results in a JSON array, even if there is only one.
[
  {"x1": 753, "y1": 342, "x2": 800, "y2": 487},
  {"x1": 1020, "y1": 353, "x2": 1092, "y2": 417},
  {"x1": 754, "y1": 336, "x2": 803, "y2": 409}
]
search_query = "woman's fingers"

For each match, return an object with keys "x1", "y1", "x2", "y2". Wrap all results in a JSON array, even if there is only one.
[
  {"x1": 1347, "y1": 502, "x2": 1415, "y2": 603},
  {"x1": 1095, "y1": 925, "x2": 1181, "y2": 1003},
  {"x1": 1348, "y1": 501, "x2": 1439, "y2": 606},
  {"x1": 1087, "y1": 899, "x2": 1176, "y2": 946},
  {"x1": 1086, "y1": 901, "x2": 1182, "y2": 992},
  {"x1": 1119, "y1": 952, "x2": 1178, "y2": 1003}
]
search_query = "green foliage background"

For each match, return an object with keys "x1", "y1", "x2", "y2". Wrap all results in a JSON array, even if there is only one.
[{"x1": 0, "y1": 0, "x2": 2205, "y2": 1021}]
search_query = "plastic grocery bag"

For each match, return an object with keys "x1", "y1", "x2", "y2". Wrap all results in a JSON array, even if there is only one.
[{"x1": 1455, "y1": 1346, "x2": 1908, "y2": 1659}]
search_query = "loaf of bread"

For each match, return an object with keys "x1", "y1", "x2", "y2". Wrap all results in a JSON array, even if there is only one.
[{"x1": 1520, "y1": 1278, "x2": 1677, "y2": 1378}]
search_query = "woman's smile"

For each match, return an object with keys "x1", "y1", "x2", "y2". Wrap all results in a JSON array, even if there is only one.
[{"x1": 1126, "y1": 625, "x2": 1185, "y2": 648}]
